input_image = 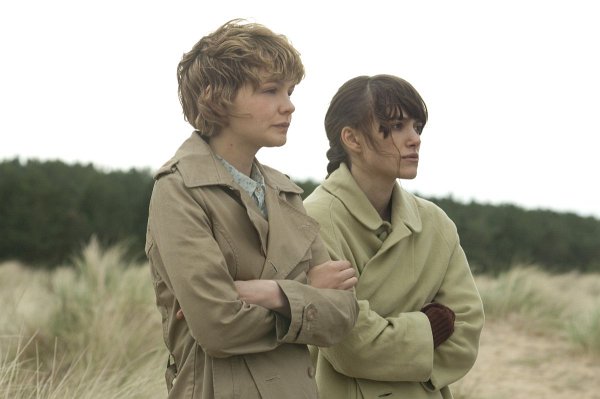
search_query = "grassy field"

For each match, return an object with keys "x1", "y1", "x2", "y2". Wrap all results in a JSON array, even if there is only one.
[
  {"x1": 0, "y1": 241, "x2": 165, "y2": 399},
  {"x1": 2, "y1": 241, "x2": 599, "y2": 398},
  {"x1": 452, "y1": 267, "x2": 600, "y2": 399}
]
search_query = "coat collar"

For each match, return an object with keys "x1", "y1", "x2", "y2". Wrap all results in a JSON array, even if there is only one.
[
  {"x1": 321, "y1": 162, "x2": 422, "y2": 234},
  {"x1": 155, "y1": 132, "x2": 315, "y2": 281},
  {"x1": 155, "y1": 131, "x2": 303, "y2": 195}
]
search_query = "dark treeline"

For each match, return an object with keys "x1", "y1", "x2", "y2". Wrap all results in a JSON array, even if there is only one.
[
  {"x1": 0, "y1": 159, "x2": 153, "y2": 266},
  {"x1": 1, "y1": 159, "x2": 599, "y2": 274},
  {"x1": 428, "y1": 197, "x2": 600, "y2": 274}
]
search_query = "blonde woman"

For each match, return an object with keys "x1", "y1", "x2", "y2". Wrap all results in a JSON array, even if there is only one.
[{"x1": 146, "y1": 20, "x2": 358, "y2": 399}]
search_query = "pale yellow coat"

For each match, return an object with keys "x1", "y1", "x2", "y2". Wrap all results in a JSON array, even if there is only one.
[{"x1": 304, "y1": 163, "x2": 484, "y2": 399}]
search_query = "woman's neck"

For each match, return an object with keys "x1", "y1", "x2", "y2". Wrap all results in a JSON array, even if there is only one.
[
  {"x1": 349, "y1": 164, "x2": 395, "y2": 222},
  {"x1": 208, "y1": 134, "x2": 257, "y2": 176}
]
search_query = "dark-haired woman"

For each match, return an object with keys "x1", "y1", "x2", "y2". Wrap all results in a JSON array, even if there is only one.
[{"x1": 304, "y1": 74, "x2": 484, "y2": 399}]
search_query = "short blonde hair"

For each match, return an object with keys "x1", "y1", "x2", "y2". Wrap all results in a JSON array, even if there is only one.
[{"x1": 177, "y1": 19, "x2": 305, "y2": 136}]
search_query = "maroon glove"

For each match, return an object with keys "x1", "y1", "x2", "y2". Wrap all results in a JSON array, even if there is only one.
[{"x1": 421, "y1": 302, "x2": 456, "y2": 348}]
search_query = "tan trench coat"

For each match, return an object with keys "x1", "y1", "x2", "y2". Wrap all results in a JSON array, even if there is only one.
[
  {"x1": 304, "y1": 163, "x2": 485, "y2": 399},
  {"x1": 145, "y1": 133, "x2": 358, "y2": 398}
]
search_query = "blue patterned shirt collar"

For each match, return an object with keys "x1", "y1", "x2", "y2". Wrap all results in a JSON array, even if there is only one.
[{"x1": 216, "y1": 156, "x2": 267, "y2": 218}]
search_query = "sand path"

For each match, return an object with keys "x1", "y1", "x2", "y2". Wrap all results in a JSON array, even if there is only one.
[{"x1": 452, "y1": 319, "x2": 600, "y2": 399}]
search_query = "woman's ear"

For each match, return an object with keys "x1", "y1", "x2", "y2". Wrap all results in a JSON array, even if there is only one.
[{"x1": 341, "y1": 127, "x2": 362, "y2": 154}]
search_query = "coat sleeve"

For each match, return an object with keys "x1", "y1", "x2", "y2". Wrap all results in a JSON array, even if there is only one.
[
  {"x1": 421, "y1": 239, "x2": 485, "y2": 392},
  {"x1": 314, "y1": 224, "x2": 435, "y2": 381},
  {"x1": 148, "y1": 173, "x2": 285, "y2": 358},
  {"x1": 275, "y1": 234, "x2": 358, "y2": 348}
]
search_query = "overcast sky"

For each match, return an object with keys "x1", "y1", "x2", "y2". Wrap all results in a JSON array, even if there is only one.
[{"x1": 1, "y1": 0, "x2": 599, "y2": 219}]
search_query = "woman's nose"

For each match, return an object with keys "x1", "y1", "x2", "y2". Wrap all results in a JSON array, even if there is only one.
[
  {"x1": 409, "y1": 128, "x2": 421, "y2": 146},
  {"x1": 281, "y1": 95, "x2": 295, "y2": 114}
]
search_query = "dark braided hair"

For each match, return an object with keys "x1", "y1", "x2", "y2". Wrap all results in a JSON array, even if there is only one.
[{"x1": 324, "y1": 75, "x2": 428, "y2": 177}]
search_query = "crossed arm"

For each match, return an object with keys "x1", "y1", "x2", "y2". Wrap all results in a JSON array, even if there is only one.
[{"x1": 177, "y1": 260, "x2": 357, "y2": 319}]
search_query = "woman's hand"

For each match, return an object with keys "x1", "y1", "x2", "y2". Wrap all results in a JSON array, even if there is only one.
[{"x1": 308, "y1": 260, "x2": 357, "y2": 290}]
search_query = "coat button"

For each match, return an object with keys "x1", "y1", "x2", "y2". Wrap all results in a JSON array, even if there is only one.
[
  {"x1": 307, "y1": 366, "x2": 316, "y2": 378},
  {"x1": 306, "y1": 306, "x2": 317, "y2": 321}
]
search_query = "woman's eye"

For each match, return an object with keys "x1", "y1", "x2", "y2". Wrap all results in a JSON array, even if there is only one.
[
  {"x1": 260, "y1": 85, "x2": 278, "y2": 94},
  {"x1": 414, "y1": 123, "x2": 424, "y2": 135},
  {"x1": 392, "y1": 123, "x2": 404, "y2": 130}
]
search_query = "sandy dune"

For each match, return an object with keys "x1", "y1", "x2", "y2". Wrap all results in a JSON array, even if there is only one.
[{"x1": 452, "y1": 318, "x2": 600, "y2": 399}]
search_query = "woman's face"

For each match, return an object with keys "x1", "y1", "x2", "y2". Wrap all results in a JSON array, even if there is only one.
[
  {"x1": 361, "y1": 115, "x2": 423, "y2": 181},
  {"x1": 221, "y1": 75, "x2": 296, "y2": 154}
]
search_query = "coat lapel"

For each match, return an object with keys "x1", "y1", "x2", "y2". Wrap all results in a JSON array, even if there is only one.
[
  {"x1": 259, "y1": 177, "x2": 320, "y2": 280},
  {"x1": 321, "y1": 165, "x2": 425, "y2": 302},
  {"x1": 167, "y1": 133, "x2": 317, "y2": 280},
  {"x1": 356, "y1": 185, "x2": 423, "y2": 302}
]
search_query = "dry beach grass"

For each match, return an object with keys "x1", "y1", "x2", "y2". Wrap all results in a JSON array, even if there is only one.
[
  {"x1": 1, "y1": 242, "x2": 599, "y2": 398},
  {"x1": 453, "y1": 267, "x2": 600, "y2": 399}
]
